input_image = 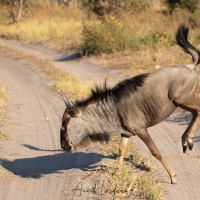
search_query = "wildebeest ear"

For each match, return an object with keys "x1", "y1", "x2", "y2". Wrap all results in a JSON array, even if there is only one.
[{"x1": 61, "y1": 94, "x2": 77, "y2": 118}]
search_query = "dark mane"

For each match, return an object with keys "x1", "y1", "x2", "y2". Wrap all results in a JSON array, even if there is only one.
[
  {"x1": 74, "y1": 132, "x2": 110, "y2": 150},
  {"x1": 75, "y1": 73, "x2": 149, "y2": 108}
]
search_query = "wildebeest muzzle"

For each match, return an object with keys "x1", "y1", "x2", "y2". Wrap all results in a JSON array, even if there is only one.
[{"x1": 60, "y1": 128, "x2": 72, "y2": 151}]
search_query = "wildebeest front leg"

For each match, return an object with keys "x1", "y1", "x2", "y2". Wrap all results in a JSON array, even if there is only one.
[
  {"x1": 136, "y1": 128, "x2": 176, "y2": 184},
  {"x1": 118, "y1": 134, "x2": 129, "y2": 170}
]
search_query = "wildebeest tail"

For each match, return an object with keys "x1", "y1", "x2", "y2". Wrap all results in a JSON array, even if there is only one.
[{"x1": 176, "y1": 24, "x2": 200, "y2": 66}]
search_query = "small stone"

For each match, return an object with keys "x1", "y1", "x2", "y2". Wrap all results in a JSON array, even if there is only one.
[{"x1": 155, "y1": 65, "x2": 161, "y2": 70}]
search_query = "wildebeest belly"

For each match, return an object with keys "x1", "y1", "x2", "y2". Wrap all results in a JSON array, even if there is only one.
[
  {"x1": 142, "y1": 98, "x2": 177, "y2": 127},
  {"x1": 126, "y1": 92, "x2": 177, "y2": 128}
]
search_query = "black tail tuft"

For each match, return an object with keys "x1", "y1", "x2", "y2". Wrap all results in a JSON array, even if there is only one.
[{"x1": 176, "y1": 24, "x2": 200, "y2": 66}]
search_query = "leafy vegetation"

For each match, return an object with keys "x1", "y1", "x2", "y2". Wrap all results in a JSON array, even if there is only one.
[
  {"x1": 82, "y1": 0, "x2": 150, "y2": 16},
  {"x1": 0, "y1": 1, "x2": 200, "y2": 56},
  {"x1": 140, "y1": 30, "x2": 174, "y2": 48},
  {"x1": 164, "y1": 0, "x2": 199, "y2": 14},
  {"x1": 82, "y1": 16, "x2": 139, "y2": 55}
]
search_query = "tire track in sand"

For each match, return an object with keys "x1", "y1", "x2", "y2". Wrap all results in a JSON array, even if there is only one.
[{"x1": 0, "y1": 52, "x2": 103, "y2": 200}]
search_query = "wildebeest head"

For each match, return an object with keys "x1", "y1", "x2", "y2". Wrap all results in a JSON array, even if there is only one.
[{"x1": 60, "y1": 95, "x2": 79, "y2": 152}]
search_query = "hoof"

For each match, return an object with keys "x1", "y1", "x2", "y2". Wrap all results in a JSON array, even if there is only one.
[
  {"x1": 188, "y1": 143, "x2": 194, "y2": 150},
  {"x1": 171, "y1": 178, "x2": 177, "y2": 184},
  {"x1": 171, "y1": 180, "x2": 177, "y2": 184},
  {"x1": 183, "y1": 145, "x2": 187, "y2": 153}
]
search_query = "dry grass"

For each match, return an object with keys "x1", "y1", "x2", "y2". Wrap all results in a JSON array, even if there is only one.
[
  {"x1": 0, "y1": 169, "x2": 9, "y2": 181},
  {"x1": 1, "y1": 6, "x2": 199, "y2": 55},
  {"x1": 101, "y1": 166, "x2": 164, "y2": 200},
  {"x1": 93, "y1": 45, "x2": 191, "y2": 76},
  {"x1": 0, "y1": 82, "x2": 7, "y2": 118},
  {"x1": 89, "y1": 9, "x2": 200, "y2": 76},
  {"x1": 0, "y1": 5, "x2": 86, "y2": 51},
  {"x1": 0, "y1": 18, "x2": 83, "y2": 50},
  {"x1": 0, "y1": 82, "x2": 8, "y2": 140},
  {"x1": 73, "y1": 134, "x2": 164, "y2": 199},
  {"x1": 0, "y1": 7, "x2": 199, "y2": 75},
  {"x1": 0, "y1": 44, "x2": 93, "y2": 98},
  {"x1": 99, "y1": 134, "x2": 164, "y2": 200},
  {"x1": 88, "y1": 9, "x2": 200, "y2": 74}
]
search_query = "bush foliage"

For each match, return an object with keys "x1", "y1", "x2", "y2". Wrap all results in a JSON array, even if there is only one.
[
  {"x1": 164, "y1": 0, "x2": 199, "y2": 14},
  {"x1": 140, "y1": 30, "x2": 174, "y2": 48},
  {"x1": 82, "y1": 0, "x2": 150, "y2": 16},
  {"x1": 81, "y1": 15, "x2": 139, "y2": 55},
  {"x1": 81, "y1": 15, "x2": 174, "y2": 55}
]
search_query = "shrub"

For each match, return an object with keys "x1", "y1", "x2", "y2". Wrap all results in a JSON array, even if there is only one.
[
  {"x1": 164, "y1": 0, "x2": 199, "y2": 14},
  {"x1": 140, "y1": 30, "x2": 174, "y2": 48},
  {"x1": 189, "y1": 10, "x2": 200, "y2": 28},
  {"x1": 81, "y1": 15, "x2": 139, "y2": 55},
  {"x1": 82, "y1": 0, "x2": 150, "y2": 16}
]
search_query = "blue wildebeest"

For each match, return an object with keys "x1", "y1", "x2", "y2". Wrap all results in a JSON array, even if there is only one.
[{"x1": 60, "y1": 25, "x2": 200, "y2": 184}]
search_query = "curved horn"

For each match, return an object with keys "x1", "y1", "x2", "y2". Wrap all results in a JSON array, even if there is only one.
[
  {"x1": 61, "y1": 94, "x2": 68, "y2": 107},
  {"x1": 61, "y1": 94, "x2": 76, "y2": 118},
  {"x1": 64, "y1": 94, "x2": 73, "y2": 108},
  {"x1": 61, "y1": 94, "x2": 72, "y2": 107}
]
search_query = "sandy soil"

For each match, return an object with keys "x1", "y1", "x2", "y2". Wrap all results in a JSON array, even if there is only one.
[
  {"x1": 0, "y1": 40, "x2": 200, "y2": 199},
  {"x1": 0, "y1": 52, "x2": 105, "y2": 200}
]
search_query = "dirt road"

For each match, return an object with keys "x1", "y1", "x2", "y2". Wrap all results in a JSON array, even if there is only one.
[
  {"x1": 0, "y1": 40, "x2": 200, "y2": 199},
  {"x1": 0, "y1": 52, "x2": 106, "y2": 199}
]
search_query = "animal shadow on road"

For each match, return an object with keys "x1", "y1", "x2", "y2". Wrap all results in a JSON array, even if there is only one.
[
  {"x1": 165, "y1": 110, "x2": 192, "y2": 125},
  {"x1": 0, "y1": 144, "x2": 114, "y2": 179},
  {"x1": 165, "y1": 110, "x2": 200, "y2": 143},
  {"x1": 55, "y1": 53, "x2": 81, "y2": 62}
]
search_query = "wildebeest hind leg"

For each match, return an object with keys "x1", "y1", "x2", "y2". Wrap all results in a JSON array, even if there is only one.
[
  {"x1": 181, "y1": 110, "x2": 200, "y2": 152},
  {"x1": 176, "y1": 99, "x2": 200, "y2": 153}
]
